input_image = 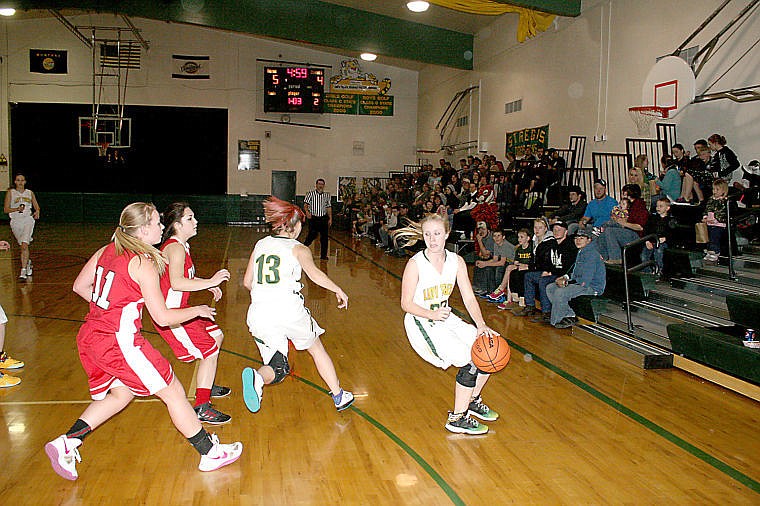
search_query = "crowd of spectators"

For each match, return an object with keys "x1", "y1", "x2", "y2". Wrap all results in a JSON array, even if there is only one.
[{"x1": 334, "y1": 132, "x2": 759, "y2": 327}]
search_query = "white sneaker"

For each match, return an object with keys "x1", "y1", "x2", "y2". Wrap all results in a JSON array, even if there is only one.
[
  {"x1": 45, "y1": 435, "x2": 82, "y2": 480},
  {"x1": 26, "y1": 260, "x2": 32, "y2": 276},
  {"x1": 333, "y1": 389, "x2": 354, "y2": 412},
  {"x1": 198, "y1": 434, "x2": 242, "y2": 472},
  {"x1": 18, "y1": 268, "x2": 26, "y2": 281}
]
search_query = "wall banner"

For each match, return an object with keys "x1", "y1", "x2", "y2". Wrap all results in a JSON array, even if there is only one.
[
  {"x1": 237, "y1": 140, "x2": 260, "y2": 170},
  {"x1": 505, "y1": 124, "x2": 549, "y2": 157}
]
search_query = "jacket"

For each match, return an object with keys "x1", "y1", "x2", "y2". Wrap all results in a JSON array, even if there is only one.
[{"x1": 570, "y1": 241, "x2": 606, "y2": 293}]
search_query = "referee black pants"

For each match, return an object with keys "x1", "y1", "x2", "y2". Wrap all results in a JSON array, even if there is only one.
[{"x1": 304, "y1": 215, "x2": 329, "y2": 259}]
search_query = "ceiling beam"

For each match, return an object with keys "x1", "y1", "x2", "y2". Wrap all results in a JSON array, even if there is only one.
[{"x1": 14, "y1": 0, "x2": 475, "y2": 69}]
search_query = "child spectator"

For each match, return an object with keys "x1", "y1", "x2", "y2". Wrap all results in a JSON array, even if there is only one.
[
  {"x1": 486, "y1": 228, "x2": 533, "y2": 309},
  {"x1": 641, "y1": 198, "x2": 677, "y2": 276},
  {"x1": 702, "y1": 179, "x2": 729, "y2": 262}
]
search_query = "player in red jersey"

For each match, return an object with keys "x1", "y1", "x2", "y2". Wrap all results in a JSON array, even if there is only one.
[
  {"x1": 156, "y1": 202, "x2": 232, "y2": 425},
  {"x1": 44, "y1": 203, "x2": 242, "y2": 481}
]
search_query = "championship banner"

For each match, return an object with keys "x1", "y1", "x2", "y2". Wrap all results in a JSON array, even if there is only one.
[
  {"x1": 172, "y1": 54, "x2": 210, "y2": 79},
  {"x1": 358, "y1": 95, "x2": 393, "y2": 116},
  {"x1": 29, "y1": 49, "x2": 67, "y2": 74},
  {"x1": 505, "y1": 124, "x2": 549, "y2": 157},
  {"x1": 324, "y1": 93, "x2": 359, "y2": 115}
]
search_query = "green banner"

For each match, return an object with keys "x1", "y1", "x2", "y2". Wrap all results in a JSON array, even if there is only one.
[
  {"x1": 324, "y1": 93, "x2": 359, "y2": 114},
  {"x1": 358, "y1": 95, "x2": 394, "y2": 116},
  {"x1": 505, "y1": 124, "x2": 549, "y2": 157}
]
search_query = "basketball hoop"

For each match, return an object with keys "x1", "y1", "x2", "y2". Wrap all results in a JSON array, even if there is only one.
[
  {"x1": 97, "y1": 142, "x2": 110, "y2": 158},
  {"x1": 628, "y1": 106, "x2": 668, "y2": 136}
]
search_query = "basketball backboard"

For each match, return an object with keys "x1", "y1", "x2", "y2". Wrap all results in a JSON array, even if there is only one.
[
  {"x1": 642, "y1": 56, "x2": 696, "y2": 118},
  {"x1": 79, "y1": 115, "x2": 131, "y2": 148}
]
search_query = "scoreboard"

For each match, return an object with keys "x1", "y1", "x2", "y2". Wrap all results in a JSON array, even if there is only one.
[{"x1": 264, "y1": 66, "x2": 325, "y2": 113}]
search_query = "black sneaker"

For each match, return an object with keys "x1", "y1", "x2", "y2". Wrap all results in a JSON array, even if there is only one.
[
  {"x1": 445, "y1": 412, "x2": 488, "y2": 435},
  {"x1": 194, "y1": 402, "x2": 232, "y2": 425},
  {"x1": 468, "y1": 395, "x2": 499, "y2": 422},
  {"x1": 210, "y1": 384, "x2": 231, "y2": 398}
]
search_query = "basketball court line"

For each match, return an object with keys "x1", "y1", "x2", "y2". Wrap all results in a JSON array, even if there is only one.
[
  {"x1": 221, "y1": 348, "x2": 466, "y2": 506},
  {"x1": 330, "y1": 234, "x2": 760, "y2": 494}
]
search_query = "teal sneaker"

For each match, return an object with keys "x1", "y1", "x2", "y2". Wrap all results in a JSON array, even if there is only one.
[
  {"x1": 468, "y1": 395, "x2": 499, "y2": 422},
  {"x1": 445, "y1": 412, "x2": 488, "y2": 435}
]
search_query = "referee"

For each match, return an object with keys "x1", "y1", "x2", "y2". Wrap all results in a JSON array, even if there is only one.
[{"x1": 303, "y1": 178, "x2": 332, "y2": 260}]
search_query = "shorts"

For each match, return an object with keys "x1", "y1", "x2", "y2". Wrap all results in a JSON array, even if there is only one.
[
  {"x1": 0, "y1": 304, "x2": 7, "y2": 324},
  {"x1": 155, "y1": 317, "x2": 221, "y2": 363},
  {"x1": 404, "y1": 312, "x2": 477, "y2": 369},
  {"x1": 10, "y1": 215, "x2": 35, "y2": 245},
  {"x1": 246, "y1": 303, "x2": 324, "y2": 363},
  {"x1": 77, "y1": 323, "x2": 174, "y2": 400}
]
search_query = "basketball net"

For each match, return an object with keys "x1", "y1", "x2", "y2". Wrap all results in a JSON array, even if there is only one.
[
  {"x1": 628, "y1": 106, "x2": 668, "y2": 136},
  {"x1": 97, "y1": 142, "x2": 110, "y2": 158}
]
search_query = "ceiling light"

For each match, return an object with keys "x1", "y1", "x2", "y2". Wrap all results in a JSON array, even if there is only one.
[
  {"x1": 406, "y1": 1, "x2": 429, "y2": 13},
  {"x1": 0, "y1": 8, "x2": 16, "y2": 16},
  {"x1": 360, "y1": 53, "x2": 377, "y2": 62}
]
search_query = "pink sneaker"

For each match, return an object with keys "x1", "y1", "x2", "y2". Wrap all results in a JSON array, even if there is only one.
[
  {"x1": 45, "y1": 435, "x2": 82, "y2": 480},
  {"x1": 496, "y1": 301, "x2": 513, "y2": 310},
  {"x1": 198, "y1": 434, "x2": 243, "y2": 472}
]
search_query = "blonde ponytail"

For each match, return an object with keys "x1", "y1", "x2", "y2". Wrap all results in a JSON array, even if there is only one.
[{"x1": 113, "y1": 202, "x2": 167, "y2": 275}]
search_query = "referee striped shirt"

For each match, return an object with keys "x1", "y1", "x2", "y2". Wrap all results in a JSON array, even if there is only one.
[{"x1": 304, "y1": 190, "x2": 331, "y2": 217}]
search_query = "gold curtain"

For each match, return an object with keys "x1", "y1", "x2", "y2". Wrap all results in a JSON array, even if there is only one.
[{"x1": 429, "y1": 1, "x2": 556, "y2": 42}]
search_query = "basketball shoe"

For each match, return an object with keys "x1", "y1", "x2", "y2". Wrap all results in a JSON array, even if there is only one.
[
  {"x1": 0, "y1": 351, "x2": 24, "y2": 369},
  {"x1": 0, "y1": 371, "x2": 21, "y2": 388},
  {"x1": 332, "y1": 389, "x2": 354, "y2": 411},
  {"x1": 445, "y1": 412, "x2": 488, "y2": 435},
  {"x1": 194, "y1": 402, "x2": 232, "y2": 425},
  {"x1": 210, "y1": 384, "x2": 231, "y2": 398},
  {"x1": 242, "y1": 367, "x2": 264, "y2": 413},
  {"x1": 468, "y1": 395, "x2": 499, "y2": 422},
  {"x1": 198, "y1": 434, "x2": 243, "y2": 472},
  {"x1": 26, "y1": 260, "x2": 32, "y2": 276},
  {"x1": 45, "y1": 435, "x2": 82, "y2": 480},
  {"x1": 18, "y1": 268, "x2": 26, "y2": 281}
]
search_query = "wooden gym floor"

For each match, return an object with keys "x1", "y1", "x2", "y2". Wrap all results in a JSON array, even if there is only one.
[{"x1": 0, "y1": 223, "x2": 758, "y2": 505}]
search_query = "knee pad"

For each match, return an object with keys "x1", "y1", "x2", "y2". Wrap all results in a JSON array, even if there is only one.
[
  {"x1": 268, "y1": 351, "x2": 290, "y2": 384},
  {"x1": 456, "y1": 364, "x2": 478, "y2": 388}
]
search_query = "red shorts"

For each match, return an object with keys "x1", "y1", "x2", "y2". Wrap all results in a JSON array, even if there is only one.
[
  {"x1": 155, "y1": 317, "x2": 221, "y2": 363},
  {"x1": 77, "y1": 323, "x2": 175, "y2": 400}
]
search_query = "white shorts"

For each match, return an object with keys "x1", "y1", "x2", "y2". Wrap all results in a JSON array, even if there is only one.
[
  {"x1": 246, "y1": 303, "x2": 325, "y2": 363},
  {"x1": 10, "y1": 216, "x2": 35, "y2": 245},
  {"x1": 0, "y1": 304, "x2": 7, "y2": 325},
  {"x1": 404, "y1": 312, "x2": 477, "y2": 370}
]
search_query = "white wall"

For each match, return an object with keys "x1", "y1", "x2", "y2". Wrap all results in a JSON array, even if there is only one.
[
  {"x1": 0, "y1": 13, "x2": 419, "y2": 195},
  {"x1": 418, "y1": 0, "x2": 760, "y2": 167}
]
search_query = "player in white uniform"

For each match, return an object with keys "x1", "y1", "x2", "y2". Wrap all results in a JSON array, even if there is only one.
[
  {"x1": 3, "y1": 173, "x2": 41, "y2": 281},
  {"x1": 241, "y1": 196, "x2": 354, "y2": 413},
  {"x1": 397, "y1": 213, "x2": 500, "y2": 435}
]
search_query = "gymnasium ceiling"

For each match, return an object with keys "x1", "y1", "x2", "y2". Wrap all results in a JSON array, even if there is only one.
[{"x1": 9, "y1": 1, "x2": 581, "y2": 69}]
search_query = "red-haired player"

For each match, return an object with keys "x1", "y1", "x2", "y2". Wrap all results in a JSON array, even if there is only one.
[{"x1": 241, "y1": 197, "x2": 354, "y2": 413}]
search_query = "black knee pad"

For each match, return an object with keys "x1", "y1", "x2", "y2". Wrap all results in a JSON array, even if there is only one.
[
  {"x1": 268, "y1": 351, "x2": 290, "y2": 384},
  {"x1": 456, "y1": 364, "x2": 478, "y2": 388}
]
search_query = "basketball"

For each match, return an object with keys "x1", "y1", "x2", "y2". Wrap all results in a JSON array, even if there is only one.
[{"x1": 471, "y1": 332, "x2": 511, "y2": 373}]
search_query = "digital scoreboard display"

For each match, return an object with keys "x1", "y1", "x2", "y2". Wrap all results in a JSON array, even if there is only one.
[{"x1": 264, "y1": 66, "x2": 325, "y2": 113}]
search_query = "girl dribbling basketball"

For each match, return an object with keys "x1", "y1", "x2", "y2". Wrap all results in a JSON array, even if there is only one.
[{"x1": 396, "y1": 213, "x2": 500, "y2": 435}]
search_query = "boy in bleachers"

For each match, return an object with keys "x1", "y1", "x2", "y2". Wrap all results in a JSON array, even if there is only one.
[{"x1": 641, "y1": 197, "x2": 676, "y2": 276}]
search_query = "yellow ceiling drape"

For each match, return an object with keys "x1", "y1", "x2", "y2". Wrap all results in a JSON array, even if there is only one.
[{"x1": 429, "y1": 0, "x2": 556, "y2": 42}]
